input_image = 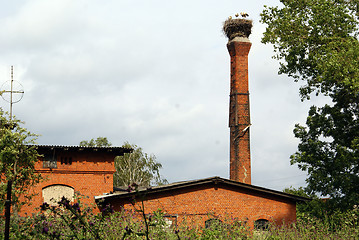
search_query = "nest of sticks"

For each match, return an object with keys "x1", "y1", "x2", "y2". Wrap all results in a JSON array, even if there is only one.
[{"x1": 223, "y1": 18, "x2": 253, "y2": 40}]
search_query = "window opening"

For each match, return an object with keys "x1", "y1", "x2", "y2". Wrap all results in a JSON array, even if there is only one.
[
  {"x1": 43, "y1": 152, "x2": 57, "y2": 169},
  {"x1": 254, "y1": 219, "x2": 269, "y2": 231}
]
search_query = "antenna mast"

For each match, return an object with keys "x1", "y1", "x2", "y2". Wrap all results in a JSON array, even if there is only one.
[
  {"x1": 1, "y1": 66, "x2": 24, "y2": 120},
  {"x1": 0, "y1": 65, "x2": 25, "y2": 240},
  {"x1": 10, "y1": 66, "x2": 13, "y2": 119}
]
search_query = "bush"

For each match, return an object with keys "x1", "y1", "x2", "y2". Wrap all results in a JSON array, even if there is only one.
[
  {"x1": 0, "y1": 197, "x2": 357, "y2": 239},
  {"x1": 262, "y1": 207, "x2": 359, "y2": 240}
]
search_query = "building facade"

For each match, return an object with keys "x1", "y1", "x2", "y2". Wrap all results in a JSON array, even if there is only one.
[
  {"x1": 20, "y1": 145, "x2": 130, "y2": 215},
  {"x1": 96, "y1": 177, "x2": 307, "y2": 229}
]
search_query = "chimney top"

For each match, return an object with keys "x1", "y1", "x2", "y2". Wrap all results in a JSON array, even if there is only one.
[{"x1": 223, "y1": 18, "x2": 253, "y2": 40}]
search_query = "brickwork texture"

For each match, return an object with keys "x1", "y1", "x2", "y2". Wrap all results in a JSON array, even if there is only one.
[
  {"x1": 228, "y1": 38, "x2": 252, "y2": 184},
  {"x1": 108, "y1": 182, "x2": 297, "y2": 229},
  {"x1": 20, "y1": 149, "x2": 116, "y2": 215}
]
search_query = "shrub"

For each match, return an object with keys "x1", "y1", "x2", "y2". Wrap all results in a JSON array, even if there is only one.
[{"x1": 0, "y1": 197, "x2": 357, "y2": 239}]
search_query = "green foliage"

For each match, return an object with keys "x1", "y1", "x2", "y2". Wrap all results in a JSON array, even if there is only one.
[
  {"x1": 291, "y1": 101, "x2": 359, "y2": 210},
  {"x1": 261, "y1": 0, "x2": 359, "y2": 210},
  {"x1": 261, "y1": 0, "x2": 359, "y2": 99},
  {"x1": 114, "y1": 142, "x2": 168, "y2": 188},
  {"x1": 200, "y1": 218, "x2": 249, "y2": 240},
  {"x1": 79, "y1": 137, "x2": 112, "y2": 147},
  {"x1": 0, "y1": 201, "x2": 357, "y2": 239},
  {"x1": 264, "y1": 207, "x2": 359, "y2": 239},
  {"x1": 0, "y1": 110, "x2": 41, "y2": 212},
  {"x1": 283, "y1": 187, "x2": 328, "y2": 219},
  {"x1": 0, "y1": 184, "x2": 358, "y2": 240}
]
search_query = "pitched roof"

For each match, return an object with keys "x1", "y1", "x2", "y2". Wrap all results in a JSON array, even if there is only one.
[
  {"x1": 35, "y1": 144, "x2": 132, "y2": 156},
  {"x1": 95, "y1": 176, "x2": 310, "y2": 203}
]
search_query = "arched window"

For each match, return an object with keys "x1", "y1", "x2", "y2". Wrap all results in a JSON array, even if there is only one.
[
  {"x1": 42, "y1": 185, "x2": 74, "y2": 206},
  {"x1": 205, "y1": 218, "x2": 223, "y2": 229},
  {"x1": 254, "y1": 219, "x2": 269, "y2": 230}
]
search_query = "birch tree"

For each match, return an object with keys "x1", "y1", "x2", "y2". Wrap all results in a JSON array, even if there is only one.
[
  {"x1": 114, "y1": 142, "x2": 168, "y2": 188},
  {"x1": 79, "y1": 139, "x2": 167, "y2": 187}
]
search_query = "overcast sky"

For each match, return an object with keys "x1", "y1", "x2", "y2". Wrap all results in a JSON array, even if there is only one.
[{"x1": 0, "y1": 0, "x2": 327, "y2": 191}]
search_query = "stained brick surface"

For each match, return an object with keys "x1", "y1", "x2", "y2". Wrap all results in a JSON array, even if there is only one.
[{"x1": 227, "y1": 38, "x2": 252, "y2": 184}]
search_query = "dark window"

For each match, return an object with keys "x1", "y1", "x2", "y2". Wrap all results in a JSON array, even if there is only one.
[
  {"x1": 254, "y1": 219, "x2": 269, "y2": 230},
  {"x1": 43, "y1": 154, "x2": 57, "y2": 169}
]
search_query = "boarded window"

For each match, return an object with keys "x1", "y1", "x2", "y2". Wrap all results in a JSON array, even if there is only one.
[{"x1": 42, "y1": 185, "x2": 74, "y2": 206}]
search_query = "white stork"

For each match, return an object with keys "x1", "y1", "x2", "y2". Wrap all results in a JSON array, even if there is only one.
[{"x1": 240, "y1": 12, "x2": 249, "y2": 18}]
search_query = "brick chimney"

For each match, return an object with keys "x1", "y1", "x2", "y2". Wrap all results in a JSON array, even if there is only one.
[{"x1": 223, "y1": 17, "x2": 253, "y2": 184}]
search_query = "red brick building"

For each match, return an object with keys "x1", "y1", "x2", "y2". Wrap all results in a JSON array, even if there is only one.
[
  {"x1": 95, "y1": 177, "x2": 308, "y2": 229},
  {"x1": 20, "y1": 145, "x2": 131, "y2": 215}
]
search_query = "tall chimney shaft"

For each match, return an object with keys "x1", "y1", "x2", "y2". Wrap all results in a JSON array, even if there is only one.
[{"x1": 223, "y1": 18, "x2": 252, "y2": 184}]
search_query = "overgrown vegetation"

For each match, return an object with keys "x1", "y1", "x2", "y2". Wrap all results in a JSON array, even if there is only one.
[
  {"x1": 0, "y1": 193, "x2": 357, "y2": 239},
  {"x1": 0, "y1": 110, "x2": 41, "y2": 213}
]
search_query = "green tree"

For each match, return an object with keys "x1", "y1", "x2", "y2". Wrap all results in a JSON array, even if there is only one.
[
  {"x1": 283, "y1": 186, "x2": 326, "y2": 218},
  {"x1": 79, "y1": 138, "x2": 168, "y2": 187},
  {"x1": 79, "y1": 137, "x2": 112, "y2": 147},
  {"x1": 0, "y1": 110, "x2": 41, "y2": 212},
  {"x1": 114, "y1": 142, "x2": 168, "y2": 188},
  {"x1": 261, "y1": 0, "x2": 359, "y2": 210}
]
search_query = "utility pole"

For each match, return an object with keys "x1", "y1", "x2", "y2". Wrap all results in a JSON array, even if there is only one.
[{"x1": 1, "y1": 66, "x2": 24, "y2": 240}]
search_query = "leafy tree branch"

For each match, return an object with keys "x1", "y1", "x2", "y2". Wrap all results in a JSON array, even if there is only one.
[
  {"x1": 0, "y1": 110, "x2": 41, "y2": 212},
  {"x1": 261, "y1": 0, "x2": 359, "y2": 210}
]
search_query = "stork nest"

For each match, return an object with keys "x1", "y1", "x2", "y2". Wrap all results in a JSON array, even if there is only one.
[{"x1": 223, "y1": 18, "x2": 253, "y2": 40}]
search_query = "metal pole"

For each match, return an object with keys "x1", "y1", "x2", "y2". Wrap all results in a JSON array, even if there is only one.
[
  {"x1": 10, "y1": 66, "x2": 13, "y2": 120},
  {"x1": 4, "y1": 180, "x2": 12, "y2": 240},
  {"x1": 4, "y1": 66, "x2": 14, "y2": 240}
]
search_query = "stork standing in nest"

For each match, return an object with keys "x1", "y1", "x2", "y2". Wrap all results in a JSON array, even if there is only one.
[{"x1": 240, "y1": 12, "x2": 249, "y2": 18}]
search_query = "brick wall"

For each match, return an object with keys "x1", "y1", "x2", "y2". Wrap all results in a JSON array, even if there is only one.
[
  {"x1": 20, "y1": 148, "x2": 116, "y2": 215},
  {"x1": 108, "y1": 182, "x2": 297, "y2": 229}
]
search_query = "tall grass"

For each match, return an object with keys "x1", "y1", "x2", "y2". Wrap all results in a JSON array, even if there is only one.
[
  {"x1": 0, "y1": 199, "x2": 357, "y2": 239},
  {"x1": 255, "y1": 208, "x2": 359, "y2": 240}
]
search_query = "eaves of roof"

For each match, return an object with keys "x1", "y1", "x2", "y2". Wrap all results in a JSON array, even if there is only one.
[
  {"x1": 95, "y1": 176, "x2": 311, "y2": 203},
  {"x1": 34, "y1": 144, "x2": 132, "y2": 156}
]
